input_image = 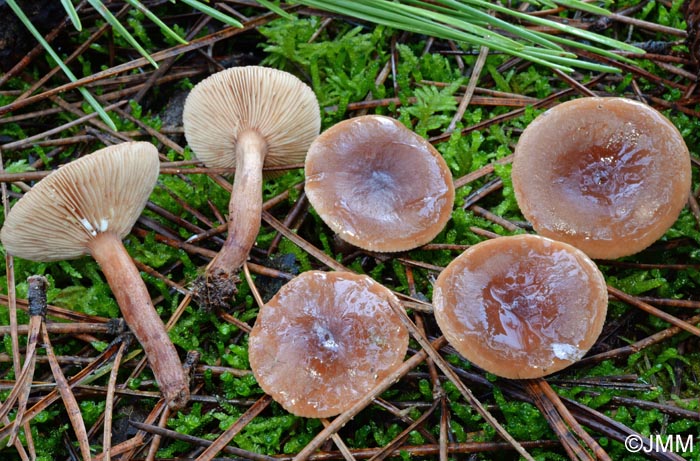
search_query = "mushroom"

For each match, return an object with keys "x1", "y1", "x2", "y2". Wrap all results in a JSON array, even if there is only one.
[
  {"x1": 182, "y1": 66, "x2": 321, "y2": 307},
  {"x1": 248, "y1": 270, "x2": 409, "y2": 418},
  {"x1": 433, "y1": 234, "x2": 607, "y2": 379},
  {"x1": 512, "y1": 97, "x2": 691, "y2": 259},
  {"x1": 0, "y1": 142, "x2": 190, "y2": 409},
  {"x1": 305, "y1": 115, "x2": 455, "y2": 252}
]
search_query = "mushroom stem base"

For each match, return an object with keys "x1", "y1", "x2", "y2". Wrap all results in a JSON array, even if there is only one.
[
  {"x1": 200, "y1": 129, "x2": 267, "y2": 308},
  {"x1": 88, "y1": 232, "x2": 190, "y2": 409},
  {"x1": 191, "y1": 270, "x2": 240, "y2": 311}
]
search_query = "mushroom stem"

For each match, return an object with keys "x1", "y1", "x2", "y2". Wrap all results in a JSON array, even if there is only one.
[
  {"x1": 87, "y1": 232, "x2": 190, "y2": 410},
  {"x1": 206, "y1": 129, "x2": 267, "y2": 281}
]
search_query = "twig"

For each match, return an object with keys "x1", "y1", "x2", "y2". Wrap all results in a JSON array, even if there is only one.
[
  {"x1": 525, "y1": 380, "x2": 593, "y2": 461},
  {"x1": 0, "y1": 150, "x2": 34, "y2": 459},
  {"x1": 530, "y1": 379, "x2": 611, "y2": 461},
  {"x1": 606, "y1": 12, "x2": 687, "y2": 37},
  {"x1": 262, "y1": 210, "x2": 348, "y2": 272},
  {"x1": 145, "y1": 405, "x2": 171, "y2": 461},
  {"x1": 0, "y1": 320, "x2": 125, "y2": 336},
  {"x1": 39, "y1": 278, "x2": 92, "y2": 461},
  {"x1": 322, "y1": 418, "x2": 356, "y2": 461},
  {"x1": 367, "y1": 399, "x2": 439, "y2": 461},
  {"x1": 194, "y1": 394, "x2": 272, "y2": 461},
  {"x1": 462, "y1": 178, "x2": 503, "y2": 209},
  {"x1": 577, "y1": 312, "x2": 700, "y2": 367},
  {"x1": 0, "y1": 337, "x2": 127, "y2": 441},
  {"x1": 0, "y1": 10, "x2": 282, "y2": 117},
  {"x1": 0, "y1": 101, "x2": 129, "y2": 151},
  {"x1": 44, "y1": 331, "x2": 93, "y2": 460},
  {"x1": 128, "y1": 419, "x2": 281, "y2": 461},
  {"x1": 0, "y1": 276, "x2": 46, "y2": 447},
  {"x1": 93, "y1": 399, "x2": 168, "y2": 461},
  {"x1": 447, "y1": 45, "x2": 489, "y2": 133},
  {"x1": 102, "y1": 335, "x2": 130, "y2": 461},
  {"x1": 292, "y1": 338, "x2": 447, "y2": 461},
  {"x1": 607, "y1": 286, "x2": 700, "y2": 337},
  {"x1": 0, "y1": 294, "x2": 111, "y2": 323},
  {"x1": 244, "y1": 262, "x2": 265, "y2": 310},
  {"x1": 386, "y1": 301, "x2": 536, "y2": 461},
  {"x1": 469, "y1": 205, "x2": 521, "y2": 232}
]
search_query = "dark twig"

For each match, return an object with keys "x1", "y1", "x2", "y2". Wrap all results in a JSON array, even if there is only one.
[
  {"x1": 292, "y1": 338, "x2": 447, "y2": 461},
  {"x1": 607, "y1": 286, "x2": 700, "y2": 337},
  {"x1": 194, "y1": 394, "x2": 272, "y2": 461},
  {"x1": 102, "y1": 335, "x2": 130, "y2": 461},
  {"x1": 0, "y1": 276, "x2": 47, "y2": 447},
  {"x1": 42, "y1": 314, "x2": 93, "y2": 461},
  {"x1": 447, "y1": 45, "x2": 489, "y2": 132},
  {"x1": 386, "y1": 301, "x2": 536, "y2": 461},
  {"x1": 525, "y1": 380, "x2": 594, "y2": 461},
  {"x1": 577, "y1": 311, "x2": 700, "y2": 367}
]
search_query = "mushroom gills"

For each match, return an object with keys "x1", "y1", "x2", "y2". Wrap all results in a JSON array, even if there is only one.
[
  {"x1": 0, "y1": 142, "x2": 191, "y2": 409},
  {"x1": 182, "y1": 66, "x2": 321, "y2": 309}
]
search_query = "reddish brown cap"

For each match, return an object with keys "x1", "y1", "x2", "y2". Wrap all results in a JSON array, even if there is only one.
[
  {"x1": 512, "y1": 97, "x2": 691, "y2": 259},
  {"x1": 182, "y1": 66, "x2": 320, "y2": 169},
  {"x1": 248, "y1": 270, "x2": 409, "y2": 418},
  {"x1": 1, "y1": 142, "x2": 160, "y2": 261},
  {"x1": 305, "y1": 115, "x2": 455, "y2": 252},
  {"x1": 433, "y1": 234, "x2": 607, "y2": 379}
]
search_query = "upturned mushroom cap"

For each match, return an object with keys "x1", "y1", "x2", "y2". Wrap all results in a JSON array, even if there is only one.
[
  {"x1": 248, "y1": 270, "x2": 409, "y2": 418},
  {"x1": 182, "y1": 66, "x2": 321, "y2": 169},
  {"x1": 1, "y1": 142, "x2": 160, "y2": 261},
  {"x1": 305, "y1": 115, "x2": 455, "y2": 252},
  {"x1": 433, "y1": 234, "x2": 608, "y2": 379},
  {"x1": 512, "y1": 97, "x2": 691, "y2": 259}
]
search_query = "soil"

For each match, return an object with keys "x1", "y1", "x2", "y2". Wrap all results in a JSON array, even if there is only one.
[{"x1": 0, "y1": 0, "x2": 65, "y2": 71}]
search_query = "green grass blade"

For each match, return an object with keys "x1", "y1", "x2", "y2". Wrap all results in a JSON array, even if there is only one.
[
  {"x1": 298, "y1": 0, "x2": 577, "y2": 72},
  {"x1": 254, "y1": 0, "x2": 294, "y2": 20},
  {"x1": 525, "y1": 48, "x2": 622, "y2": 72},
  {"x1": 296, "y1": 0, "x2": 635, "y2": 71},
  {"x1": 530, "y1": 30, "x2": 638, "y2": 66},
  {"x1": 124, "y1": 0, "x2": 188, "y2": 45},
  {"x1": 179, "y1": 0, "x2": 243, "y2": 28},
  {"x1": 463, "y1": 0, "x2": 645, "y2": 53},
  {"x1": 5, "y1": 0, "x2": 117, "y2": 130},
  {"x1": 86, "y1": 0, "x2": 159, "y2": 68},
  {"x1": 390, "y1": 4, "x2": 525, "y2": 49},
  {"x1": 533, "y1": 0, "x2": 557, "y2": 8},
  {"x1": 300, "y1": 0, "x2": 517, "y2": 49},
  {"x1": 60, "y1": 0, "x2": 82, "y2": 31},
  {"x1": 328, "y1": 0, "x2": 525, "y2": 49},
  {"x1": 405, "y1": 0, "x2": 564, "y2": 51},
  {"x1": 554, "y1": 0, "x2": 611, "y2": 16},
  {"x1": 527, "y1": 0, "x2": 610, "y2": 15}
]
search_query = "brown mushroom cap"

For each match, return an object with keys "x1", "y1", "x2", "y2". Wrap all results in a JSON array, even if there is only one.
[
  {"x1": 1, "y1": 142, "x2": 160, "y2": 261},
  {"x1": 512, "y1": 97, "x2": 691, "y2": 259},
  {"x1": 248, "y1": 270, "x2": 409, "y2": 418},
  {"x1": 305, "y1": 115, "x2": 455, "y2": 252},
  {"x1": 433, "y1": 234, "x2": 608, "y2": 379},
  {"x1": 182, "y1": 65, "x2": 321, "y2": 169}
]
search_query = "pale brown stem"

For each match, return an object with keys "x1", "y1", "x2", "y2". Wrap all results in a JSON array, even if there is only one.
[
  {"x1": 206, "y1": 129, "x2": 267, "y2": 280},
  {"x1": 88, "y1": 233, "x2": 189, "y2": 409}
]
